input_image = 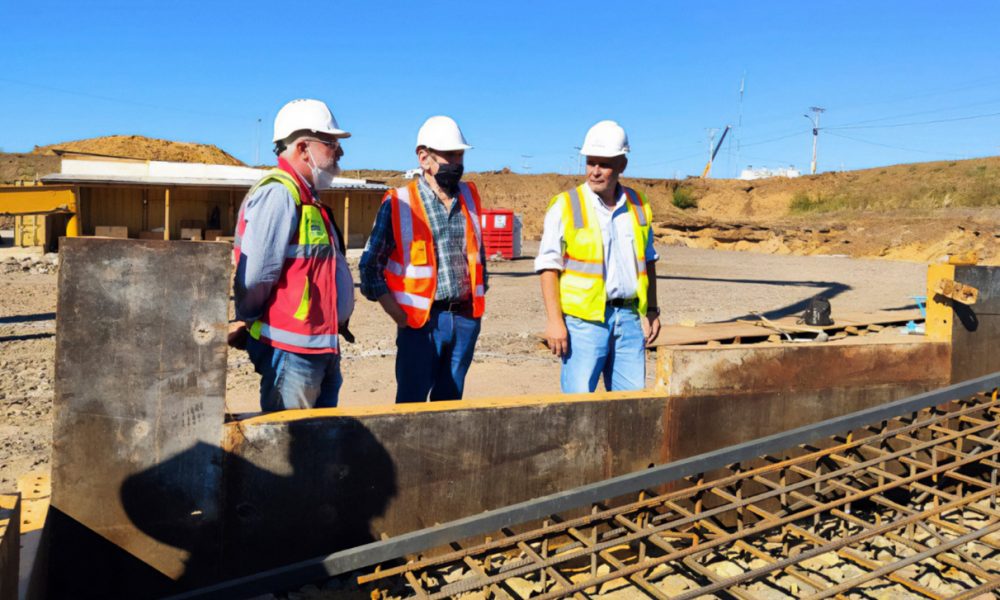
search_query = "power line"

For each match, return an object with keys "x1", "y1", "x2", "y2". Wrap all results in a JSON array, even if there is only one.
[
  {"x1": 740, "y1": 153, "x2": 799, "y2": 166},
  {"x1": 632, "y1": 150, "x2": 706, "y2": 168},
  {"x1": 824, "y1": 130, "x2": 967, "y2": 157},
  {"x1": 826, "y1": 97, "x2": 1000, "y2": 128},
  {"x1": 740, "y1": 130, "x2": 808, "y2": 148},
  {"x1": 826, "y1": 110, "x2": 1000, "y2": 131},
  {"x1": 0, "y1": 76, "x2": 255, "y2": 121}
]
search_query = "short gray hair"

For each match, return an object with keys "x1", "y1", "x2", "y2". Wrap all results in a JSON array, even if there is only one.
[{"x1": 273, "y1": 130, "x2": 313, "y2": 156}]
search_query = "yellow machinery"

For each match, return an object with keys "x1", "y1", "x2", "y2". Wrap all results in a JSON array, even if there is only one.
[{"x1": 0, "y1": 185, "x2": 79, "y2": 248}]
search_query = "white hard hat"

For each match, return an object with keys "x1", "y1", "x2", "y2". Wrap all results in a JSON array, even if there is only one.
[
  {"x1": 579, "y1": 120, "x2": 629, "y2": 157},
  {"x1": 416, "y1": 116, "x2": 472, "y2": 151},
  {"x1": 273, "y1": 98, "x2": 351, "y2": 143}
]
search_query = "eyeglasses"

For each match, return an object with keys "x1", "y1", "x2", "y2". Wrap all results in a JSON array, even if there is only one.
[{"x1": 306, "y1": 138, "x2": 340, "y2": 151}]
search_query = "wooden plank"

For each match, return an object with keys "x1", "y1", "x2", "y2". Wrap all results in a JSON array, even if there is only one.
[{"x1": 648, "y1": 309, "x2": 922, "y2": 347}]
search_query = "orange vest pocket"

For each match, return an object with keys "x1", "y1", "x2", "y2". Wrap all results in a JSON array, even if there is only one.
[{"x1": 410, "y1": 240, "x2": 428, "y2": 265}]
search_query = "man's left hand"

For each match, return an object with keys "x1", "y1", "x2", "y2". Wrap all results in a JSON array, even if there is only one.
[
  {"x1": 228, "y1": 322, "x2": 248, "y2": 350},
  {"x1": 644, "y1": 311, "x2": 661, "y2": 345}
]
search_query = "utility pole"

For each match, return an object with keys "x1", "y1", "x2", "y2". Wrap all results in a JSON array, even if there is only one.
[
  {"x1": 705, "y1": 128, "x2": 719, "y2": 165},
  {"x1": 804, "y1": 106, "x2": 825, "y2": 174},
  {"x1": 254, "y1": 118, "x2": 262, "y2": 165},
  {"x1": 735, "y1": 71, "x2": 745, "y2": 177}
]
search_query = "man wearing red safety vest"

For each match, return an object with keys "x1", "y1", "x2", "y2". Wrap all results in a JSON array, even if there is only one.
[
  {"x1": 360, "y1": 116, "x2": 488, "y2": 403},
  {"x1": 232, "y1": 99, "x2": 355, "y2": 411}
]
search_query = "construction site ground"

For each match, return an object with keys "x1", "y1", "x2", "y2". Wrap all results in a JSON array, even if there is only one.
[{"x1": 0, "y1": 239, "x2": 926, "y2": 492}]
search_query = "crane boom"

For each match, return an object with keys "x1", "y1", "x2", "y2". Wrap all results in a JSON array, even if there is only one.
[{"x1": 700, "y1": 125, "x2": 731, "y2": 178}]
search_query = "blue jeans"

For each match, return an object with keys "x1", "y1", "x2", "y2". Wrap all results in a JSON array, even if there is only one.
[
  {"x1": 246, "y1": 335, "x2": 342, "y2": 411},
  {"x1": 395, "y1": 309, "x2": 481, "y2": 403},
  {"x1": 561, "y1": 305, "x2": 646, "y2": 393}
]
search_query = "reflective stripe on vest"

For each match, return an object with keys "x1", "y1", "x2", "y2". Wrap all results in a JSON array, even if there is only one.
[
  {"x1": 235, "y1": 158, "x2": 339, "y2": 353},
  {"x1": 384, "y1": 179, "x2": 486, "y2": 328},
  {"x1": 386, "y1": 259, "x2": 433, "y2": 279},
  {"x1": 556, "y1": 184, "x2": 652, "y2": 322},
  {"x1": 249, "y1": 320, "x2": 339, "y2": 350},
  {"x1": 393, "y1": 290, "x2": 432, "y2": 310}
]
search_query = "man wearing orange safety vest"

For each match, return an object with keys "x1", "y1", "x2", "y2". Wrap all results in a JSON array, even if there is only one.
[
  {"x1": 360, "y1": 116, "x2": 487, "y2": 403},
  {"x1": 537, "y1": 121, "x2": 661, "y2": 393},
  {"x1": 232, "y1": 99, "x2": 355, "y2": 411}
]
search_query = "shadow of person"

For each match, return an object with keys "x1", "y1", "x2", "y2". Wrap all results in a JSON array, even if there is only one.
[
  {"x1": 220, "y1": 417, "x2": 398, "y2": 579},
  {"x1": 114, "y1": 416, "x2": 396, "y2": 596}
]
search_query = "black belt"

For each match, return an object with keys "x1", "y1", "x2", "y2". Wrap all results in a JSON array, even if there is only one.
[
  {"x1": 607, "y1": 297, "x2": 638, "y2": 309},
  {"x1": 432, "y1": 299, "x2": 473, "y2": 313}
]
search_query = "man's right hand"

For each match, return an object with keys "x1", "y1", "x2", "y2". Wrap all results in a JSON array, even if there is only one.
[
  {"x1": 545, "y1": 318, "x2": 569, "y2": 357},
  {"x1": 377, "y1": 293, "x2": 409, "y2": 328}
]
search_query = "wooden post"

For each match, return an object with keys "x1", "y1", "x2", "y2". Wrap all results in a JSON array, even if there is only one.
[
  {"x1": 343, "y1": 193, "x2": 350, "y2": 249},
  {"x1": 228, "y1": 189, "x2": 235, "y2": 235},
  {"x1": 163, "y1": 187, "x2": 171, "y2": 241},
  {"x1": 65, "y1": 187, "x2": 80, "y2": 237}
]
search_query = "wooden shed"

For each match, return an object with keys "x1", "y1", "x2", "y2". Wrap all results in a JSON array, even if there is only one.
[{"x1": 1, "y1": 158, "x2": 388, "y2": 251}]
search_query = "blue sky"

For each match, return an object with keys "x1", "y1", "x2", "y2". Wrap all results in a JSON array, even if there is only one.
[{"x1": 2, "y1": 1, "x2": 999, "y2": 178}]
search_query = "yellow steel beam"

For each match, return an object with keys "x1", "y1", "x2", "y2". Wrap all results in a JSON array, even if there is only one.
[
  {"x1": 232, "y1": 389, "x2": 653, "y2": 426},
  {"x1": 16, "y1": 471, "x2": 50, "y2": 534},
  {"x1": 926, "y1": 263, "x2": 956, "y2": 341},
  {"x1": 0, "y1": 186, "x2": 79, "y2": 237}
]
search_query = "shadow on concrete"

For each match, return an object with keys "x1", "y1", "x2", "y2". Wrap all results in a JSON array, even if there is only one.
[
  {"x1": 46, "y1": 418, "x2": 397, "y2": 598},
  {"x1": 729, "y1": 283, "x2": 851, "y2": 321},
  {"x1": 488, "y1": 270, "x2": 538, "y2": 279},
  {"x1": 877, "y1": 303, "x2": 923, "y2": 313},
  {"x1": 656, "y1": 275, "x2": 853, "y2": 321},
  {"x1": 0, "y1": 332, "x2": 54, "y2": 342},
  {"x1": 0, "y1": 312, "x2": 55, "y2": 324},
  {"x1": 657, "y1": 275, "x2": 847, "y2": 289}
]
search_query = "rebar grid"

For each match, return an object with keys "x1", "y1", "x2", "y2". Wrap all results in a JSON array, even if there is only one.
[{"x1": 361, "y1": 393, "x2": 1000, "y2": 599}]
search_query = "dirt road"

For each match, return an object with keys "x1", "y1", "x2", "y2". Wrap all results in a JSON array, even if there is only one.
[{"x1": 0, "y1": 242, "x2": 926, "y2": 490}]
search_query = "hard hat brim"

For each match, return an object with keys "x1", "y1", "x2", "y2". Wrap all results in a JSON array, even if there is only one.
[
  {"x1": 272, "y1": 129, "x2": 351, "y2": 143},
  {"x1": 417, "y1": 143, "x2": 473, "y2": 152},
  {"x1": 579, "y1": 147, "x2": 628, "y2": 157}
]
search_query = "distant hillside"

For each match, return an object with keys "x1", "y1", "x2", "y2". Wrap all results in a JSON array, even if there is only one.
[
  {"x1": 677, "y1": 156, "x2": 1000, "y2": 220},
  {"x1": 32, "y1": 135, "x2": 244, "y2": 166},
  {"x1": 4, "y1": 135, "x2": 999, "y2": 263},
  {"x1": 0, "y1": 153, "x2": 61, "y2": 184}
]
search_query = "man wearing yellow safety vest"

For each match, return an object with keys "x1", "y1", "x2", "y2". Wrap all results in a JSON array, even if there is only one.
[
  {"x1": 232, "y1": 99, "x2": 355, "y2": 411},
  {"x1": 360, "y1": 116, "x2": 487, "y2": 403},
  {"x1": 536, "y1": 120, "x2": 661, "y2": 392}
]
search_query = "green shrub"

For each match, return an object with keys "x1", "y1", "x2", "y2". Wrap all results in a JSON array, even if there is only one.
[
  {"x1": 789, "y1": 191, "x2": 815, "y2": 212},
  {"x1": 672, "y1": 187, "x2": 697, "y2": 209}
]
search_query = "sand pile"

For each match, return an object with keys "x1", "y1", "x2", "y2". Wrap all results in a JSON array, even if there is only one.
[{"x1": 32, "y1": 135, "x2": 244, "y2": 165}]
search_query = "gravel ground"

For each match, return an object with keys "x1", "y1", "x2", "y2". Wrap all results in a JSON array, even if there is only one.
[{"x1": 0, "y1": 242, "x2": 926, "y2": 491}]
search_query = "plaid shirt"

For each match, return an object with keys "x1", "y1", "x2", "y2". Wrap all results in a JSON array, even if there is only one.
[{"x1": 360, "y1": 176, "x2": 487, "y2": 302}]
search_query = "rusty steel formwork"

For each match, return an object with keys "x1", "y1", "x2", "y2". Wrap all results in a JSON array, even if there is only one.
[
  {"x1": 172, "y1": 375, "x2": 1000, "y2": 600},
  {"x1": 356, "y1": 389, "x2": 1000, "y2": 599}
]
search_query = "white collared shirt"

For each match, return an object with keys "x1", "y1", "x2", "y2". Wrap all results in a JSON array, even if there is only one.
[{"x1": 534, "y1": 183, "x2": 659, "y2": 299}]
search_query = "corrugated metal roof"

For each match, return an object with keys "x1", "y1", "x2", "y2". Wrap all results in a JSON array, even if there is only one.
[{"x1": 39, "y1": 172, "x2": 389, "y2": 191}]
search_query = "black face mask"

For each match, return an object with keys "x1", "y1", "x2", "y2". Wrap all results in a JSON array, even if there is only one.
[{"x1": 433, "y1": 163, "x2": 464, "y2": 196}]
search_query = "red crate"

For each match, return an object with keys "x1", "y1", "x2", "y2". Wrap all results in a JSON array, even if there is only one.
[{"x1": 481, "y1": 209, "x2": 515, "y2": 259}]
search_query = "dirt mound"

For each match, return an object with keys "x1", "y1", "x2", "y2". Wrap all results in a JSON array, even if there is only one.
[
  {"x1": 364, "y1": 162, "x2": 999, "y2": 263},
  {"x1": 32, "y1": 135, "x2": 244, "y2": 166},
  {"x1": 654, "y1": 209, "x2": 1000, "y2": 265},
  {"x1": 0, "y1": 152, "x2": 60, "y2": 185}
]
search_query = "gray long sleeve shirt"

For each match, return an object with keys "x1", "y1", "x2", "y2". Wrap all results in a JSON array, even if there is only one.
[{"x1": 234, "y1": 181, "x2": 354, "y2": 323}]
